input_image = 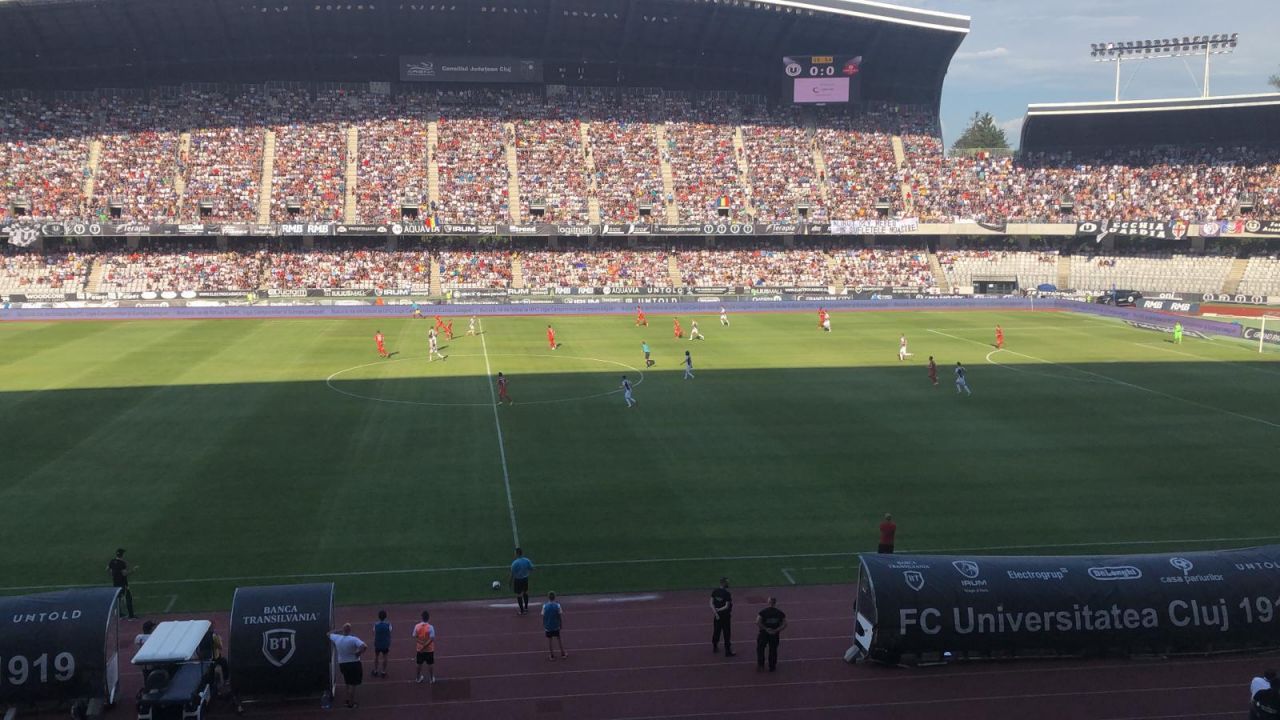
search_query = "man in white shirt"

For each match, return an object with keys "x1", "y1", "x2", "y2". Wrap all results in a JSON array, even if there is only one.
[
  {"x1": 328, "y1": 624, "x2": 368, "y2": 708},
  {"x1": 1252, "y1": 669, "x2": 1276, "y2": 700}
]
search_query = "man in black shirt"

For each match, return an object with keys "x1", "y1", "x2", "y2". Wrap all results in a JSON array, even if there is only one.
[
  {"x1": 710, "y1": 577, "x2": 735, "y2": 657},
  {"x1": 108, "y1": 548, "x2": 137, "y2": 619},
  {"x1": 756, "y1": 597, "x2": 787, "y2": 672}
]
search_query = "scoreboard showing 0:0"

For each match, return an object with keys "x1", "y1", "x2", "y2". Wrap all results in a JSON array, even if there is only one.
[{"x1": 782, "y1": 55, "x2": 862, "y2": 104}]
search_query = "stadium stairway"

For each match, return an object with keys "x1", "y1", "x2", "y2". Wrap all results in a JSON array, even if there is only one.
[
  {"x1": 655, "y1": 124, "x2": 679, "y2": 223},
  {"x1": 257, "y1": 130, "x2": 277, "y2": 224},
  {"x1": 82, "y1": 139, "x2": 102, "y2": 202},
  {"x1": 667, "y1": 254, "x2": 681, "y2": 286},
  {"x1": 426, "y1": 116, "x2": 440, "y2": 210},
  {"x1": 1221, "y1": 256, "x2": 1250, "y2": 295},
  {"x1": 504, "y1": 122, "x2": 521, "y2": 223},
  {"x1": 344, "y1": 127, "x2": 358, "y2": 223},
  {"x1": 511, "y1": 255, "x2": 526, "y2": 289},
  {"x1": 892, "y1": 136, "x2": 911, "y2": 210},
  {"x1": 732, "y1": 127, "x2": 755, "y2": 217},
  {"x1": 891, "y1": 136, "x2": 906, "y2": 167},
  {"x1": 812, "y1": 145, "x2": 831, "y2": 208},
  {"x1": 173, "y1": 132, "x2": 191, "y2": 202},
  {"x1": 84, "y1": 258, "x2": 106, "y2": 295},
  {"x1": 580, "y1": 122, "x2": 602, "y2": 224},
  {"x1": 928, "y1": 247, "x2": 952, "y2": 293},
  {"x1": 430, "y1": 255, "x2": 443, "y2": 296},
  {"x1": 1057, "y1": 254, "x2": 1072, "y2": 290}
]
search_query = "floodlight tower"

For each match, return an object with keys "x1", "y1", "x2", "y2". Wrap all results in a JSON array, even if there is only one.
[{"x1": 1090, "y1": 33, "x2": 1238, "y2": 101}]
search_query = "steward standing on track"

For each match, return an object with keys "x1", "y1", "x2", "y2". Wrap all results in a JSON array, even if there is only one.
[
  {"x1": 710, "y1": 577, "x2": 735, "y2": 657},
  {"x1": 755, "y1": 597, "x2": 787, "y2": 672},
  {"x1": 108, "y1": 548, "x2": 138, "y2": 619}
]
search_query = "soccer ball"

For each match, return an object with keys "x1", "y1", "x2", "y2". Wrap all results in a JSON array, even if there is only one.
[{"x1": 491, "y1": 580, "x2": 501, "y2": 591}]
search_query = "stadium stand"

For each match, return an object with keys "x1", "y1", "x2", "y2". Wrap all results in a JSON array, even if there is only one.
[
  {"x1": 0, "y1": 247, "x2": 92, "y2": 295},
  {"x1": 438, "y1": 246, "x2": 513, "y2": 290},
  {"x1": 0, "y1": 98, "x2": 93, "y2": 221},
  {"x1": 435, "y1": 91, "x2": 513, "y2": 224},
  {"x1": 521, "y1": 245, "x2": 670, "y2": 290},
  {"x1": 1067, "y1": 249, "x2": 1235, "y2": 294},
  {"x1": 937, "y1": 247, "x2": 1059, "y2": 290},
  {"x1": 1230, "y1": 254, "x2": 1280, "y2": 297},
  {"x1": 262, "y1": 244, "x2": 431, "y2": 293},
  {"x1": 677, "y1": 245, "x2": 830, "y2": 288},
  {"x1": 355, "y1": 94, "x2": 433, "y2": 224},
  {"x1": 97, "y1": 244, "x2": 261, "y2": 294}
]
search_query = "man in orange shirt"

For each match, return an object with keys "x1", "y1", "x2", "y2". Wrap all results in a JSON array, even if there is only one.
[
  {"x1": 496, "y1": 372, "x2": 512, "y2": 405},
  {"x1": 995, "y1": 325, "x2": 1005, "y2": 350},
  {"x1": 878, "y1": 514, "x2": 897, "y2": 554},
  {"x1": 547, "y1": 324, "x2": 558, "y2": 350},
  {"x1": 636, "y1": 305, "x2": 648, "y2": 327},
  {"x1": 411, "y1": 610, "x2": 437, "y2": 684},
  {"x1": 673, "y1": 317, "x2": 683, "y2": 340}
]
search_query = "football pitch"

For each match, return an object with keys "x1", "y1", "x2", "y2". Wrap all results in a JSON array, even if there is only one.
[{"x1": 1, "y1": 308, "x2": 1277, "y2": 613}]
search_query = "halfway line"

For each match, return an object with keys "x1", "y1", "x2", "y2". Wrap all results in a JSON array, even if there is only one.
[{"x1": 479, "y1": 320, "x2": 520, "y2": 547}]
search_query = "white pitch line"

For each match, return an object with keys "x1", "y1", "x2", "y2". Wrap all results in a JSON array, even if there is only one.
[
  {"x1": 480, "y1": 320, "x2": 520, "y2": 548},
  {"x1": 8, "y1": 534, "x2": 1280, "y2": 593},
  {"x1": 1133, "y1": 342, "x2": 1280, "y2": 376},
  {"x1": 163, "y1": 594, "x2": 178, "y2": 613},
  {"x1": 781, "y1": 568, "x2": 797, "y2": 585},
  {"x1": 930, "y1": 328, "x2": 1280, "y2": 430}
]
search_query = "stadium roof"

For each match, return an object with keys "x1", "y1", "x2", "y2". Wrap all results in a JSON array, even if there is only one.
[
  {"x1": 1021, "y1": 94, "x2": 1280, "y2": 151},
  {"x1": 0, "y1": 0, "x2": 969, "y2": 105}
]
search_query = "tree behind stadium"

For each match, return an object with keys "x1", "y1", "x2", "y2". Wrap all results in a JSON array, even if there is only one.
[{"x1": 952, "y1": 112, "x2": 1010, "y2": 152}]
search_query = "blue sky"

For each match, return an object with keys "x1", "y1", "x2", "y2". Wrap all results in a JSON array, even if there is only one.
[{"x1": 897, "y1": 0, "x2": 1280, "y2": 148}]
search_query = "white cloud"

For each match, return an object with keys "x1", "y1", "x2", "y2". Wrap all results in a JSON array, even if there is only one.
[
  {"x1": 954, "y1": 47, "x2": 1010, "y2": 61},
  {"x1": 998, "y1": 116, "x2": 1025, "y2": 147}
]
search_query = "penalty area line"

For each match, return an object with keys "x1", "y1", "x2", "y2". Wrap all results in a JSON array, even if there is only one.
[
  {"x1": 480, "y1": 319, "x2": 521, "y2": 548},
  {"x1": 929, "y1": 328, "x2": 1280, "y2": 430},
  {"x1": 8, "y1": 534, "x2": 1280, "y2": 593}
]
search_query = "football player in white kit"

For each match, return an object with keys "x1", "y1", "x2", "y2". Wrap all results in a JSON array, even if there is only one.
[
  {"x1": 467, "y1": 315, "x2": 477, "y2": 336},
  {"x1": 720, "y1": 307, "x2": 729, "y2": 326},
  {"x1": 955, "y1": 362, "x2": 972, "y2": 396},
  {"x1": 621, "y1": 375, "x2": 636, "y2": 407},
  {"x1": 689, "y1": 320, "x2": 705, "y2": 341},
  {"x1": 898, "y1": 334, "x2": 913, "y2": 361},
  {"x1": 428, "y1": 328, "x2": 447, "y2": 362}
]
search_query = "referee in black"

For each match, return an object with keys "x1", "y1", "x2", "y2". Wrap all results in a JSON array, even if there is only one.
[
  {"x1": 108, "y1": 548, "x2": 138, "y2": 619},
  {"x1": 710, "y1": 577, "x2": 735, "y2": 657}
]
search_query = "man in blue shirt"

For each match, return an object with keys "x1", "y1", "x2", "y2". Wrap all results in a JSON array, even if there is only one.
[
  {"x1": 510, "y1": 547, "x2": 534, "y2": 616},
  {"x1": 371, "y1": 610, "x2": 392, "y2": 678},
  {"x1": 542, "y1": 591, "x2": 566, "y2": 660}
]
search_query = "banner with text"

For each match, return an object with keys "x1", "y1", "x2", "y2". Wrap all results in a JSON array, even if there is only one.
[{"x1": 855, "y1": 546, "x2": 1280, "y2": 665}]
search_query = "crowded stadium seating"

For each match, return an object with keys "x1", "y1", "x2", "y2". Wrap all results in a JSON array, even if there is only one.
[
  {"x1": 521, "y1": 245, "x2": 670, "y2": 290},
  {"x1": 0, "y1": 247, "x2": 92, "y2": 295},
  {"x1": 97, "y1": 246, "x2": 261, "y2": 294},
  {"x1": 4, "y1": 86, "x2": 1280, "y2": 226}
]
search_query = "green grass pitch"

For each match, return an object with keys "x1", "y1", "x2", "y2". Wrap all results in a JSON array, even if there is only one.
[{"x1": 0, "y1": 309, "x2": 1277, "y2": 613}]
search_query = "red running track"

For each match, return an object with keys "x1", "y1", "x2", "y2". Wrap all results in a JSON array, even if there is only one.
[{"x1": 77, "y1": 584, "x2": 1259, "y2": 719}]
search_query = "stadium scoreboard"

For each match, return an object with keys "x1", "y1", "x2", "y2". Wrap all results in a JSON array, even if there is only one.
[{"x1": 783, "y1": 55, "x2": 862, "y2": 104}]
